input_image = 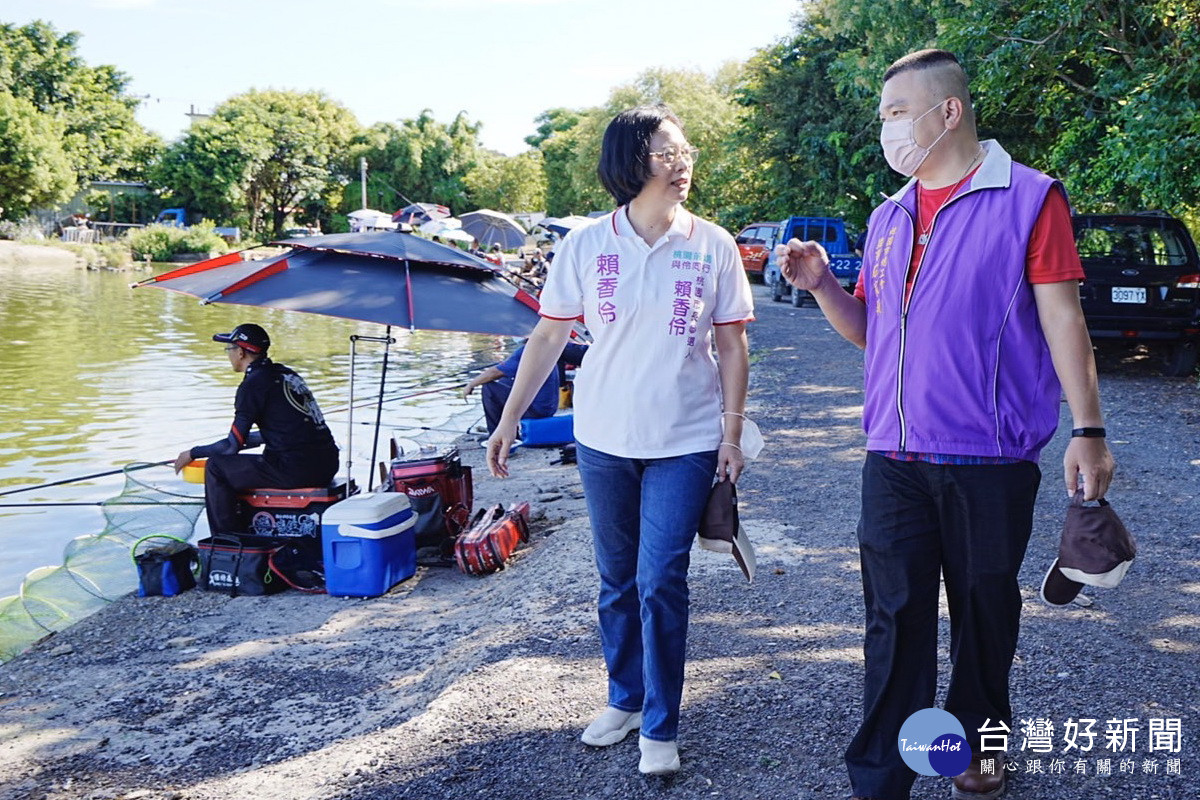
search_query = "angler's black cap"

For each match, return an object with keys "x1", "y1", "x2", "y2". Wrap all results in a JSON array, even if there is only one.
[{"x1": 213, "y1": 323, "x2": 270, "y2": 353}]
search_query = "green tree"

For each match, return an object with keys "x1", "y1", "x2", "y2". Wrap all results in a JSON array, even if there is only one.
[
  {"x1": 349, "y1": 110, "x2": 482, "y2": 215},
  {"x1": 532, "y1": 69, "x2": 747, "y2": 220},
  {"x1": 690, "y1": 61, "x2": 762, "y2": 230},
  {"x1": 528, "y1": 108, "x2": 586, "y2": 216},
  {"x1": 463, "y1": 150, "x2": 547, "y2": 213},
  {"x1": 155, "y1": 90, "x2": 359, "y2": 238},
  {"x1": 738, "y1": 31, "x2": 879, "y2": 228},
  {"x1": 739, "y1": 0, "x2": 1200, "y2": 230},
  {"x1": 940, "y1": 0, "x2": 1200, "y2": 214},
  {"x1": 0, "y1": 92, "x2": 74, "y2": 217},
  {"x1": 0, "y1": 20, "x2": 162, "y2": 186},
  {"x1": 342, "y1": 122, "x2": 407, "y2": 216}
]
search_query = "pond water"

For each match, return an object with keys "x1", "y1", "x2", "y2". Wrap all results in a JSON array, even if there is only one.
[{"x1": 0, "y1": 255, "x2": 516, "y2": 598}]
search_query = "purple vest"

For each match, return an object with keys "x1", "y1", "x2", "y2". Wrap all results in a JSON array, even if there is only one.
[{"x1": 861, "y1": 142, "x2": 1063, "y2": 462}]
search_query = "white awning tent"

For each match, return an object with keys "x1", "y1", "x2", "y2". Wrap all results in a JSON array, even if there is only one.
[
  {"x1": 347, "y1": 208, "x2": 398, "y2": 232},
  {"x1": 436, "y1": 228, "x2": 475, "y2": 245}
]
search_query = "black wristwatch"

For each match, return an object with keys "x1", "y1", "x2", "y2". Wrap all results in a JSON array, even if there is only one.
[{"x1": 1071, "y1": 427, "x2": 1106, "y2": 438}]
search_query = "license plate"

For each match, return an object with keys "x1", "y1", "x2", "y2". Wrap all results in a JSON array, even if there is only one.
[{"x1": 1111, "y1": 286, "x2": 1146, "y2": 304}]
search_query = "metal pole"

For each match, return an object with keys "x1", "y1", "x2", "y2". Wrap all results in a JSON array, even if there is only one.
[
  {"x1": 404, "y1": 260, "x2": 416, "y2": 332},
  {"x1": 360, "y1": 157, "x2": 368, "y2": 210},
  {"x1": 347, "y1": 337, "x2": 357, "y2": 484},
  {"x1": 347, "y1": 333, "x2": 396, "y2": 491},
  {"x1": 368, "y1": 325, "x2": 393, "y2": 492}
]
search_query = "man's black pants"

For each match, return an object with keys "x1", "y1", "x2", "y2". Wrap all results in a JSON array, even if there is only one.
[
  {"x1": 845, "y1": 452, "x2": 1040, "y2": 800},
  {"x1": 204, "y1": 452, "x2": 338, "y2": 535}
]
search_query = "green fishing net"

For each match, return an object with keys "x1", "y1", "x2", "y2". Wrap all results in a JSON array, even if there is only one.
[{"x1": 0, "y1": 463, "x2": 203, "y2": 661}]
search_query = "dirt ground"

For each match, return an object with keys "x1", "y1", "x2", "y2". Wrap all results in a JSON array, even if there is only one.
[{"x1": 0, "y1": 282, "x2": 1197, "y2": 800}]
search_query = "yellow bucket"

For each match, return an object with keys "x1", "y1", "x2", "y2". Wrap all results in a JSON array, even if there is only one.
[{"x1": 182, "y1": 458, "x2": 207, "y2": 484}]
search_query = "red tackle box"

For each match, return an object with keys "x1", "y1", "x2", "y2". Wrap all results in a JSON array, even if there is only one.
[
  {"x1": 383, "y1": 445, "x2": 473, "y2": 550},
  {"x1": 237, "y1": 480, "x2": 353, "y2": 538}
]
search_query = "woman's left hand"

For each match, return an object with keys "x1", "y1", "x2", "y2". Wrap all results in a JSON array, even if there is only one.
[{"x1": 717, "y1": 442, "x2": 745, "y2": 484}]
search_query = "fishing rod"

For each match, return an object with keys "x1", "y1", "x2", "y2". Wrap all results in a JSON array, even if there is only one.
[
  {"x1": 347, "y1": 419, "x2": 483, "y2": 436},
  {"x1": 0, "y1": 500, "x2": 204, "y2": 508},
  {"x1": 0, "y1": 460, "x2": 173, "y2": 498},
  {"x1": 349, "y1": 358, "x2": 492, "y2": 393},
  {"x1": 324, "y1": 379, "x2": 473, "y2": 416},
  {"x1": 322, "y1": 342, "x2": 522, "y2": 417}
]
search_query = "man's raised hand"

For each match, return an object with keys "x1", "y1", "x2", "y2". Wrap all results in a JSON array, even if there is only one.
[{"x1": 775, "y1": 239, "x2": 831, "y2": 292}]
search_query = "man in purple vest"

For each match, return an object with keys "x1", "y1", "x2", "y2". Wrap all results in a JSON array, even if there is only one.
[{"x1": 777, "y1": 49, "x2": 1115, "y2": 800}]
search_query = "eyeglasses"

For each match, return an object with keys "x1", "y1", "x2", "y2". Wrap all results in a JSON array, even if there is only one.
[
  {"x1": 224, "y1": 345, "x2": 239, "y2": 353},
  {"x1": 648, "y1": 145, "x2": 699, "y2": 166}
]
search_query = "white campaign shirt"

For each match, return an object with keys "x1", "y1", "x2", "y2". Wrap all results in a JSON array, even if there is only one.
[{"x1": 538, "y1": 206, "x2": 754, "y2": 458}]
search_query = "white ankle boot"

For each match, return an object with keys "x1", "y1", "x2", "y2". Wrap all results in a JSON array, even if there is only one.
[
  {"x1": 638, "y1": 735, "x2": 680, "y2": 774},
  {"x1": 580, "y1": 707, "x2": 642, "y2": 747}
]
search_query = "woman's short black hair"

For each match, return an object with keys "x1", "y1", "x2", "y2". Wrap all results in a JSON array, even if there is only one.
[{"x1": 597, "y1": 105, "x2": 683, "y2": 207}]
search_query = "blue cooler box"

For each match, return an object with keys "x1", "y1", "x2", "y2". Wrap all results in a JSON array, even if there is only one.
[
  {"x1": 322, "y1": 493, "x2": 416, "y2": 597},
  {"x1": 519, "y1": 413, "x2": 574, "y2": 446}
]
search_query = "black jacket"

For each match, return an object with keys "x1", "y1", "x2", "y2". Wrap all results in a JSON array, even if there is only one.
[{"x1": 191, "y1": 357, "x2": 338, "y2": 468}]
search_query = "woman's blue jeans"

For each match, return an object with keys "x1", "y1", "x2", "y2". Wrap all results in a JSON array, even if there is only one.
[{"x1": 575, "y1": 441, "x2": 718, "y2": 742}]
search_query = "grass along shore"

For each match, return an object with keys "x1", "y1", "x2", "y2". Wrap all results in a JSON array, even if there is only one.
[{"x1": 0, "y1": 238, "x2": 136, "y2": 272}]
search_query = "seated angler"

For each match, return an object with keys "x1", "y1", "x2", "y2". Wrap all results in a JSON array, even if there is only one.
[
  {"x1": 463, "y1": 341, "x2": 588, "y2": 436},
  {"x1": 172, "y1": 323, "x2": 340, "y2": 535}
]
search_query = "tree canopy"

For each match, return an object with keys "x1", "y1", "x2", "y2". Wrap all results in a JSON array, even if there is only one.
[
  {"x1": 0, "y1": 20, "x2": 161, "y2": 203},
  {"x1": 347, "y1": 111, "x2": 483, "y2": 217},
  {"x1": 0, "y1": 91, "x2": 74, "y2": 216},
  {"x1": 735, "y1": 0, "x2": 1200, "y2": 229},
  {"x1": 464, "y1": 150, "x2": 547, "y2": 214},
  {"x1": 154, "y1": 90, "x2": 359, "y2": 238},
  {"x1": 4, "y1": 6, "x2": 1199, "y2": 237}
]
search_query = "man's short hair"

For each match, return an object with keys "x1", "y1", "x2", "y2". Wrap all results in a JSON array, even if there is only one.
[
  {"x1": 883, "y1": 49, "x2": 973, "y2": 113},
  {"x1": 884, "y1": 49, "x2": 963, "y2": 83},
  {"x1": 597, "y1": 105, "x2": 684, "y2": 207}
]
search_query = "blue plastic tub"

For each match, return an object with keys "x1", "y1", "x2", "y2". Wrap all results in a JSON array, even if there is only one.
[{"x1": 519, "y1": 414, "x2": 574, "y2": 447}]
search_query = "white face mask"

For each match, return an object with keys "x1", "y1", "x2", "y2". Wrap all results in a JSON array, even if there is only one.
[
  {"x1": 739, "y1": 417, "x2": 764, "y2": 460},
  {"x1": 880, "y1": 99, "x2": 949, "y2": 177}
]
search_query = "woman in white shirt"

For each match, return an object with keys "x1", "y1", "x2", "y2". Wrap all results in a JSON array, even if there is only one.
[{"x1": 487, "y1": 105, "x2": 753, "y2": 775}]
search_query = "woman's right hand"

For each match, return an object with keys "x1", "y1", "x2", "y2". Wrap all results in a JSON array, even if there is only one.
[{"x1": 487, "y1": 419, "x2": 520, "y2": 478}]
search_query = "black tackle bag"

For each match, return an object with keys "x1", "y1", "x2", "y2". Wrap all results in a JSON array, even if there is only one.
[
  {"x1": 197, "y1": 534, "x2": 286, "y2": 597},
  {"x1": 132, "y1": 535, "x2": 198, "y2": 598}
]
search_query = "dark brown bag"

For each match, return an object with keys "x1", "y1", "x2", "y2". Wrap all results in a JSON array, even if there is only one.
[{"x1": 697, "y1": 480, "x2": 756, "y2": 582}]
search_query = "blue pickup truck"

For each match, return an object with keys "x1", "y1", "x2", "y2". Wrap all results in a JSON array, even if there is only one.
[
  {"x1": 762, "y1": 216, "x2": 862, "y2": 306},
  {"x1": 154, "y1": 208, "x2": 241, "y2": 243}
]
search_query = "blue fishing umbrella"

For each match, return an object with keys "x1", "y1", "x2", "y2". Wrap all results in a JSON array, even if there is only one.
[
  {"x1": 133, "y1": 231, "x2": 541, "y2": 336},
  {"x1": 539, "y1": 215, "x2": 592, "y2": 237},
  {"x1": 133, "y1": 231, "x2": 543, "y2": 487},
  {"x1": 392, "y1": 203, "x2": 452, "y2": 226},
  {"x1": 458, "y1": 209, "x2": 528, "y2": 251}
]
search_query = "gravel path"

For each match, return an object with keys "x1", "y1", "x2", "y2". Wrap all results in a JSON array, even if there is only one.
[{"x1": 1, "y1": 282, "x2": 1197, "y2": 800}]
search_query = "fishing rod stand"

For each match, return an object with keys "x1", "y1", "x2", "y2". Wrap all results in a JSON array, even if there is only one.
[{"x1": 347, "y1": 331, "x2": 395, "y2": 493}]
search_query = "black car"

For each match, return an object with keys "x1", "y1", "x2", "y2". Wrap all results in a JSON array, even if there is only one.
[{"x1": 1073, "y1": 212, "x2": 1200, "y2": 376}]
